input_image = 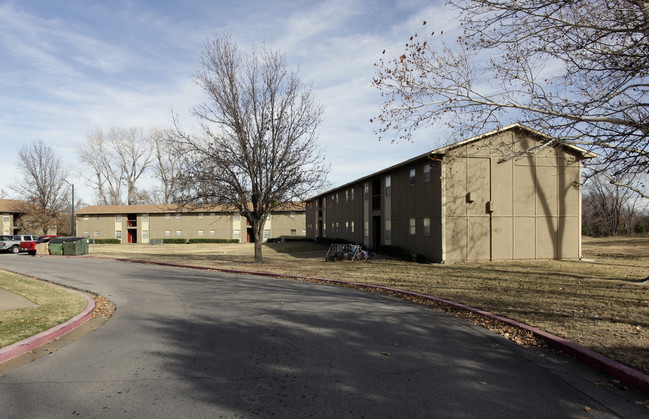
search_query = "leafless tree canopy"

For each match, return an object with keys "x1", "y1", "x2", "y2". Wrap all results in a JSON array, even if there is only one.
[
  {"x1": 151, "y1": 128, "x2": 185, "y2": 204},
  {"x1": 373, "y1": 0, "x2": 649, "y2": 197},
  {"x1": 12, "y1": 139, "x2": 70, "y2": 234},
  {"x1": 171, "y1": 35, "x2": 328, "y2": 262},
  {"x1": 79, "y1": 127, "x2": 154, "y2": 205}
]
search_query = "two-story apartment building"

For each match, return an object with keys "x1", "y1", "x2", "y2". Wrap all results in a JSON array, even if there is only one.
[
  {"x1": 76, "y1": 203, "x2": 306, "y2": 244},
  {"x1": 306, "y1": 124, "x2": 595, "y2": 263}
]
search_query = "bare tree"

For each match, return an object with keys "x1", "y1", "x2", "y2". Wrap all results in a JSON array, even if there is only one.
[
  {"x1": 171, "y1": 35, "x2": 328, "y2": 263},
  {"x1": 373, "y1": 0, "x2": 649, "y2": 197},
  {"x1": 583, "y1": 172, "x2": 643, "y2": 236},
  {"x1": 151, "y1": 128, "x2": 185, "y2": 204},
  {"x1": 12, "y1": 140, "x2": 70, "y2": 234},
  {"x1": 79, "y1": 127, "x2": 154, "y2": 205}
]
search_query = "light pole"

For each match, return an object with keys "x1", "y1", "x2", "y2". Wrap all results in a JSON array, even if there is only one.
[{"x1": 63, "y1": 180, "x2": 75, "y2": 236}]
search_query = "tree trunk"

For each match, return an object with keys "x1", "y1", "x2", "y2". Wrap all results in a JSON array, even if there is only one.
[{"x1": 253, "y1": 218, "x2": 266, "y2": 263}]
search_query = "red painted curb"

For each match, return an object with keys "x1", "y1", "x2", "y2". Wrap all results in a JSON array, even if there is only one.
[
  {"x1": 0, "y1": 291, "x2": 95, "y2": 364},
  {"x1": 91, "y1": 256, "x2": 649, "y2": 394}
]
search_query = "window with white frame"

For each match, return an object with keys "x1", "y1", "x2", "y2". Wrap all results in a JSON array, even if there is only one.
[
  {"x1": 336, "y1": 193, "x2": 339, "y2": 203},
  {"x1": 83, "y1": 215, "x2": 89, "y2": 221},
  {"x1": 409, "y1": 218, "x2": 416, "y2": 235},
  {"x1": 345, "y1": 190, "x2": 349, "y2": 201},
  {"x1": 290, "y1": 212, "x2": 296, "y2": 218},
  {"x1": 116, "y1": 230, "x2": 122, "y2": 239},
  {"x1": 264, "y1": 229, "x2": 271, "y2": 238},
  {"x1": 409, "y1": 168, "x2": 416, "y2": 185},
  {"x1": 165, "y1": 230, "x2": 171, "y2": 237},
  {"x1": 176, "y1": 230, "x2": 182, "y2": 237},
  {"x1": 290, "y1": 229, "x2": 296, "y2": 236},
  {"x1": 234, "y1": 229, "x2": 241, "y2": 239},
  {"x1": 165, "y1": 213, "x2": 170, "y2": 219},
  {"x1": 423, "y1": 164, "x2": 431, "y2": 183},
  {"x1": 176, "y1": 213, "x2": 181, "y2": 219},
  {"x1": 143, "y1": 230, "x2": 149, "y2": 240},
  {"x1": 351, "y1": 188, "x2": 355, "y2": 200},
  {"x1": 423, "y1": 218, "x2": 431, "y2": 236},
  {"x1": 94, "y1": 230, "x2": 99, "y2": 237},
  {"x1": 198, "y1": 213, "x2": 204, "y2": 219},
  {"x1": 84, "y1": 230, "x2": 89, "y2": 237},
  {"x1": 198, "y1": 230, "x2": 204, "y2": 237},
  {"x1": 234, "y1": 213, "x2": 241, "y2": 221},
  {"x1": 363, "y1": 184, "x2": 369, "y2": 200},
  {"x1": 142, "y1": 214, "x2": 149, "y2": 222},
  {"x1": 351, "y1": 221, "x2": 355, "y2": 233},
  {"x1": 385, "y1": 176, "x2": 391, "y2": 197},
  {"x1": 210, "y1": 230, "x2": 215, "y2": 236},
  {"x1": 210, "y1": 213, "x2": 215, "y2": 218},
  {"x1": 345, "y1": 221, "x2": 349, "y2": 232},
  {"x1": 116, "y1": 215, "x2": 122, "y2": 222}
]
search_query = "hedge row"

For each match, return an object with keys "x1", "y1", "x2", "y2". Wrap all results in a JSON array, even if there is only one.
[
  {"x1": 90, "y1": 238, "x2": 121, "y2": 244},
  {"x1": 148, "y1": 238, "x2": 241, "y2": 244}
]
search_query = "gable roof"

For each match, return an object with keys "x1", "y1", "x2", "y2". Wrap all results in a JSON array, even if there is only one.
[
  {"x1": 309, "y1": 124, "x2": 597, "y2": 199},
  {"x1": 0, "y1": 199, "x2": 29, "y2": 213}
]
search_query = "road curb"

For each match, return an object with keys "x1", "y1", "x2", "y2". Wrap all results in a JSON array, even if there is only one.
[
  {"x1": 0, "y1": 291, "x2": 95, "y2": 364},
  {"x1": 96, "y1": 255, "x2": 649, "y2": 394}
]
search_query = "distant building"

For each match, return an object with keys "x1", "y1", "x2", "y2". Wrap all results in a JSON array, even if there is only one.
[
  {"x1": 76, "y1": 203, "x2": 306, "y2": 244},
  {"x1": 0, "y1": 199, "x2": 30, "y2": 235},
  {"x1": 306, "y1": 124, "x2": 596, "y2": 263}
]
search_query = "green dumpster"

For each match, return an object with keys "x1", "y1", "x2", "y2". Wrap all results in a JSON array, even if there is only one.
[
  {"x1": 49, "y1": 242, "x2": 63, "y2": 255},
  {"x1": 62, "y1": 237, "x2": 89, "y2": 255}
]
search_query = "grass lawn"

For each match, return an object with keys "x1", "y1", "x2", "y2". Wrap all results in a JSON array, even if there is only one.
[
  {"x1": 0, "y1": 271, "x2": 88, "y2": 348},
  {"x1": 87, "y1": 236, "x2": 649, "y2": 376}
]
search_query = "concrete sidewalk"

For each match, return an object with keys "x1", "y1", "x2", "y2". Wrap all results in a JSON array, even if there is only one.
[{"x1": 0, "y1": 288, "x2": 37, "y2": 310}]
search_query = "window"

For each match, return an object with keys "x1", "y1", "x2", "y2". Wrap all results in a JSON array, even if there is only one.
[
  {"x1": 176, "y1": 230, "x2": 182, "y2": 237},
  {"x1": 302, "y1": 229, "x2": 306, "y2": 235},
  {"x1": 409, "y1": 218, "x2": 416, "y2": 235},
  {"x1": 264, "y1": 229, "x2": 271, "y2": 238},
  {"x1": 165, "y1": 230, "x2": 171, "y2": 237},
  {"x1": 336, "y1": 222, "x2": 339, "y2": 233},
  {"x1": 290, "y1": 212, "x2": 296, "y2": 219},
  {"x1": 142, "y1": 214, "x2": 149, "y2": 222},
  {"x1": 409, "y1": 168, "x2": 416, "y2": 185},
  {"x1": 176, "y1": 213, "x2": 181, "y2": 219},
  {"x1": 364, "y1": 221, "x2": 369, "y2": 239},
  {"x1": 351, "y1": 221, "x2": 355, "y2": 233},
  {"x1": 84, "y1": 231, "x2": 89, "y2": 237},
  {"x1": 94, "y1": 230, "x2": 99, "y2": 237},
  {"x1": 165, "y1": 213, "x2": 171, "y2": 219},
  {"x1": 385, "y1": 176, "x2": 391, "y2": 197},
  {"x1": 116, "y1": 215, "x2": 122, "y2": 222},
  {"x1": 95, "y1": 215, "x2": 99, "y2": 221},
  {"x1": 345, "y1": 190, "x2": 349, "y2": 201},
  {"x1": 198, "y1": 230, "x2": 204, "y2": 237},
  {"x1": 116, "y1": 230, "x2": 122, "y2": 239},
  {"x1": 290, "y1": 229, "x2": 296, "y2": 236},
  {"x1": 423, "y1": 218, "x2": 431, "y2": 236},
  {"x1": 234, "y1": 213, "x2": 241, "y2": 221},
  {"x1": 385, "y1": 220, "x2": 392, "y2": 241},
  {"x1": 210, "y1": 213, "x2": 215, "y2": 219},
  {"x1": 83, "y1": 215, "x2": 89, "y2": 221},
  {"x1": 267, "y1": 213, "x2": 271, "y2": 220},
  {"x1": 423, "y1": 164, "x2": 431, "y2": 183},
  {"x1": 198, "y1": 213, "x2": 204, "y2": 219},
  {"x1": 209, "y1": 230, "x2": 215, "y2": 236},
  {"x1": 351, "y1": 188, "x2": 355, "y2": 200},
  {"x1": 363, "y1": 184, "x2": 369, "y2": 200},
  {"x1": 143, "y1": 230, "x2": 149, "y2": 240},
  {"x1": 336, "y1": 193, "x2": 339, "y2": 203},
  {"x1": 234, "y1": 229, "x2": 241, "y2": 239},
  {"x1": 345, "y1": 221, "x2": 349, "y2": 232}
]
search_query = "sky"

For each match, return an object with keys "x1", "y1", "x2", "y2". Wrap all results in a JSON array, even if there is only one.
[{"x1": 0, "y1": 0, "x2": 461, "y2": 204}]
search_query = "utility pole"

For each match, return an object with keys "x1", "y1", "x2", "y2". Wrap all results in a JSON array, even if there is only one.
[{"x1": 63, "y1": 180, "x2": 75, "y2": 236}]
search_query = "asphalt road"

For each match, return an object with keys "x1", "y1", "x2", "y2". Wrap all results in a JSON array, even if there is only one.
[{"x1": 0, "y1": 255, "x2": 646, "y2": 418}]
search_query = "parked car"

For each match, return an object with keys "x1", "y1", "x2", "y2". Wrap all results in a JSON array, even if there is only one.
[
  {"x1": 20, "y1": 235, "x2": 60, "y2": 256},
  {"x1": 1, "y1": 235, "x2": 39, "y2": 254}
]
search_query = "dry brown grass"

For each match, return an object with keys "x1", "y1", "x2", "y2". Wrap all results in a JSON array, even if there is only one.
[
  {"x1": 87, "y1": 237, "x2": 649, "y2": 375},
  {"x1": 0, "y1": 271, "x2": 88, "y2": 347}
]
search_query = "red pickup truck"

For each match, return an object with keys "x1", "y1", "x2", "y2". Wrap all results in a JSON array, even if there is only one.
[{"x1": 20, "y1": 235, "x2": 59, "y2": 255}]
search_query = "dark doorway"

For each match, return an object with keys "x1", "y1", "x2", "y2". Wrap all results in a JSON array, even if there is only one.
[
  {"x1": 372, "y1": 216, "x2": 381, "y2": 250},
  {"x1": 247, "y1": 228, "x2": 255, "y2": 243}
]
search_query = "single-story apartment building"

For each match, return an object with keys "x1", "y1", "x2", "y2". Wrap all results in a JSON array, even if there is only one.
[
  {"x1": 306, "y1": 124, "x2": 596, "y2": 263},
  {"x1": 76, "y1": 203, "x2": 306, "y2": 244}
]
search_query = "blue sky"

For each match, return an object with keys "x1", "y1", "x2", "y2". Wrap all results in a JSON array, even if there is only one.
[{"x1": 0, "y1": 0, "x2": 459, "y2": 203}]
